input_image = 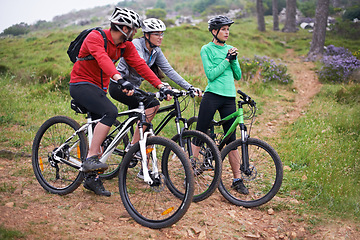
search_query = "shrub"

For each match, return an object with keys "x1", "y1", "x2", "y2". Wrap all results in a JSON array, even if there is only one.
[
  {"x1": 353, "y1": 50, "x2": 360, "y2": 60},
  {"x1": 298, "y1": 0, "x2": 317, "y2": 17},
  {"x1": 239, "y1": 55, "x2": 292, "y2": 84},
  {"x1": 318, "y1": 45, "x2": 360, "y2": 83},
  {"x1": 1, "y1": 23, "x2": 30, "y2": 36},
  {"x1": 342, "y1": 5, "x2": 360, "y2": 21},
  {"x1": 330, "y1": 20, "x2": 360, "y2": 40},
  {"x1": 145, "y1": 8, "x2": 167, "y2": 19},
  {"x1": 0, "y1": 65, "x2": 9, "y2": 74}
]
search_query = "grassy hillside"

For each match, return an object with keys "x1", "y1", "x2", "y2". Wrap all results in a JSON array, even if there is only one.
[{"x1": 0, "y1": 16, "x2": 359, "y2": 222}]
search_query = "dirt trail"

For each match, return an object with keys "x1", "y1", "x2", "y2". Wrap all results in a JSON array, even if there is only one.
[{"x1": 0, "y1": 50, "x2": 359, "y2": 240}]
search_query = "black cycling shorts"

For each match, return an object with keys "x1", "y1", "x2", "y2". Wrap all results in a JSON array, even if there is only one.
[
  {"x1": 69, "y1": 83, "x2": 118, "y2": 127},
  {"x1": 196, "y1": 92, "x2": 236, "y2": 144}
]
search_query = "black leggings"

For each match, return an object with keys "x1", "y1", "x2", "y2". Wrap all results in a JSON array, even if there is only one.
[
  {"x1": 196, "y1": 92, "x2": 236, "y2": 144},
  {"x1": 69, "y1": 84, "x2": 118, "y2": 127}
]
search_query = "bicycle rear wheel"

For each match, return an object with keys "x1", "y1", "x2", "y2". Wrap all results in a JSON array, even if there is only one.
[
  {"x1": 118, "y1": 136, "x2": 194, "y2": 229},
  {"x1": 32, "y1": 116, "x2": 87, "y2": 195},
  {"x1": 187, "y1": 116, "x2": 224, "y2": 146},
  {"x1": 219, "y1": 138, "x2": 283, "y2": 207},
  {"x1": 166, "y1": 130, "x2": 222, "y2": 202}
]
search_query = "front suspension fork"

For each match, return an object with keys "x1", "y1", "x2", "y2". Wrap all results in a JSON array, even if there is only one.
[{"x1": 240, "y1": 124, "x2": 251, "y2": 175}]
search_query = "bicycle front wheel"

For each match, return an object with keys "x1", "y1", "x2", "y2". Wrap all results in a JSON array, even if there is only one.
[
  {"x1": 32, "y1": 116, "x2": 87, "y2": 195},
  {"x1": 118, "y1": 136, "x2": 194, "y2": 229},
  {"x1": 219, "y1": 138, "x2": 283, "y2": 207},
  {"x1": 167, "y1": 130, "x2": 222, "y2": 202}
]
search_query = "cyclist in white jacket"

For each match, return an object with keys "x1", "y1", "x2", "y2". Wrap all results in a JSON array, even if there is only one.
[{"x1": 109, "y1": 18, "x2": 201, "y2": 168}]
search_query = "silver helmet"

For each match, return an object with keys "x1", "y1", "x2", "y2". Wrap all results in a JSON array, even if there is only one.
[
  {"x1": 109, "y1": 7, "x2": 142, "y2": 29},
  {"x1": 142, "y1": 18, "x2": 166, "y2": 32}
]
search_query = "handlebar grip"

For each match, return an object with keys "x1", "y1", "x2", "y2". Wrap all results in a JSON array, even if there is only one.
[
  {"x1": 237, "y1": 89, "x2": 250, "y2": 101},
  {"x1": 237, "y1": 89, "x2": 256, "y2": 107}
]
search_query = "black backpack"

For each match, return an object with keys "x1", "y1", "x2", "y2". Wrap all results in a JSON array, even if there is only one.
[{"x1": 67, "y1": 27, "x2": 107, "y2": 63}]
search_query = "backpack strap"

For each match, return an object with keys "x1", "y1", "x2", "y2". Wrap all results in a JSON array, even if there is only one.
[
  {"x1": 77, "y1": 28, "x2": 107, "y2": 90},
  {"x1": 76, "y1": 28, "x2": 107, "y2": 62}
]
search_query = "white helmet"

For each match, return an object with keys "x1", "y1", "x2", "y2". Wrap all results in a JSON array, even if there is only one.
[
  {"x1": 142, "y1": 18, "x2": 166, "y2": 33},
  {"x1": 109, "y1": 7, "x2": 142, "y2": 29}
]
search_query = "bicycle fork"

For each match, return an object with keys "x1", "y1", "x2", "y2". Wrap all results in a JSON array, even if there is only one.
[
  {"x1": 220, "y1": 108, "x2": 252, "y2": 177},
  {"x1": 240, "y1": 124, "x2": 251, "y2": 176},
  {"x1": 137, "y1": 103, "x2": 159, "y2": 185},
  {"x1": 139, "y1": 131, "x2": 160, "y2": 185}
]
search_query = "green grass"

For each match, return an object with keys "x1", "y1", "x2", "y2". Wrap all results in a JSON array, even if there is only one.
[
  {"x1": 0, "y1": 225, "x2": 25, "y2": 239},
  {"x1": 277, "y1": 83, "x2": 360, "y2": 221}
]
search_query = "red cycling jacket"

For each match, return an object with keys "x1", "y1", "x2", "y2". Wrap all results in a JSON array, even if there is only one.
[{"x1": 70, "y1": 28, "x2": 162, "y2": 91}]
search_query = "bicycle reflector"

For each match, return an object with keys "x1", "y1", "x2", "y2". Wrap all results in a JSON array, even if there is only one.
[
  {"x1": 77, "y1": 145, "x2": 81, "y2": 159},
  {"x1": 146, "y1": 147, "x2": 154, "y2": 154},
  {"x1": 39, "y1": 157, "x2": 44, "y2": 171},
  {"x1": 161, "y1": 207, "x2": 174, "y2": 215}
]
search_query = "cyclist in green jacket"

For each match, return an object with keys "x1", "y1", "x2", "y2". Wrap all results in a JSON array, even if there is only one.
[{"x1": 196, "y1": 16, "x2": 248, "y2": 194}]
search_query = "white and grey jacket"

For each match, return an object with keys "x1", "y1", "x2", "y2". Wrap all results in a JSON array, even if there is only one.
[{"x1": 116, "y1": 37, "x2": 192, "y2": 90}]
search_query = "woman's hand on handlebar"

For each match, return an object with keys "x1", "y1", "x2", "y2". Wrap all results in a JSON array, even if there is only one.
[
  {"x1": 188, "y1": 86, "x2": 203, "y2": 97},
  {"x1": 158, "y1": 83, "x2": 173, "y2": 101}
]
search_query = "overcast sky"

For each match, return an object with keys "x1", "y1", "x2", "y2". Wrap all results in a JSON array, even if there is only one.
[{"x1": 0, "y1": 0, "x2": 119, "y2": 32}]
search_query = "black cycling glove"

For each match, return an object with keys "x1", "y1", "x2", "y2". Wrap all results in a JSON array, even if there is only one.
[
  {"x1": 158, "y1": 86, "x2": 173, "y2": 101},
  {"x1": 226, "y1": 52, "x2": 237, "y2": 61},
  {"x1": 117, "y1": 79, "x2": 134, "y2": 91},
  {"x1": 188, "y1": 86, "x2": 202, "y2": 98}
]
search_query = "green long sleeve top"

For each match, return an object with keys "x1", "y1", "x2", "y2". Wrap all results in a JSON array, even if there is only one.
[{"x1": 200, "y1": 42, "x2": 242, "y2": 97}]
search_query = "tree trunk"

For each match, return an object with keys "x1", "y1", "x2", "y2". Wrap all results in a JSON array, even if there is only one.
[
  {"x1": 282, "y1": 0, "x2": 297, "y2": 32},
  {"x1": 273, "y1": 0, "x2": 279, "y2": 31},
  {"x1": 257, "y1": 0, "x2": 266, "y2": 32},
  {"x1": 307, "y1": 0, "x2": 330, "y2": 61}
]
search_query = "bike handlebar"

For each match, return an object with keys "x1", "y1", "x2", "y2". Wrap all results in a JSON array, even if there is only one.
[
  {"x1": 237, "y1": 89, "x2": 256, "y2": 107},
  {"x1": 133, "y1": 87, "x2": 201, "y2": 102}
]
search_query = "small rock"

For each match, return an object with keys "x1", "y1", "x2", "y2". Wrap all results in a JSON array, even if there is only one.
[
  {"x1": 268, "y1": 208, "x2": 275, "y2": 215},
  {"x1": 14, "y1": 188, "x2": 22, "y2": 195},
  {"x1": 290, "y1": 232, "x2": 297, "y2": 239},
  {"x1": 283, "y1": 166, "x2": 292, "y2": 171},
  {"x1": 74, "y1": 202, "x2": 85, "y2": 210},
  {"x1": 228, "y1": 210, "x2": 237, "y2": 218},
  {"x1": 290, "y1": 199, "x2": 299, "y2": 204},
  {"x1": 5, "y1": 202, "x2": 14, "y2": 208},
  {"x1": 22, "y1": 190, "x2": 30, "y2": 195},
  {"x1": 245, "y1": 233, "x2": 260, "y2": 239},
  {"x1": 187, "y1": 229, "x2": 194, "y2": 238},
  {"x1": 191, "y1": 226, "x2": 202, "y2": 234},
  {"x1": 198, "y1": 230, "x2": 206, "y2": 239}
]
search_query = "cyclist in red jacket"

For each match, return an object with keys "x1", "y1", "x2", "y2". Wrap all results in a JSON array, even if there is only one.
[{"x1": 69, "y1": 7, "x2": 168, "y2": 196}]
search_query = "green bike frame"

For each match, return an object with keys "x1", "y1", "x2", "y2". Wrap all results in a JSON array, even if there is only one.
[{"x1": 217, "y1": 105, "x2": 247, "y2": 151}]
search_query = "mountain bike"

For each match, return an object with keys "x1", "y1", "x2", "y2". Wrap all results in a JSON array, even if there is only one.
[
  {"x1": 102, "y1": 88, "x2": 222, "y2": 203},
  {"x1": 188, "y1": 90, "x2": 283, "y2": 207},
  {"x1": 31, "y1": 89, "x2": 195, "y2": 229}
]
